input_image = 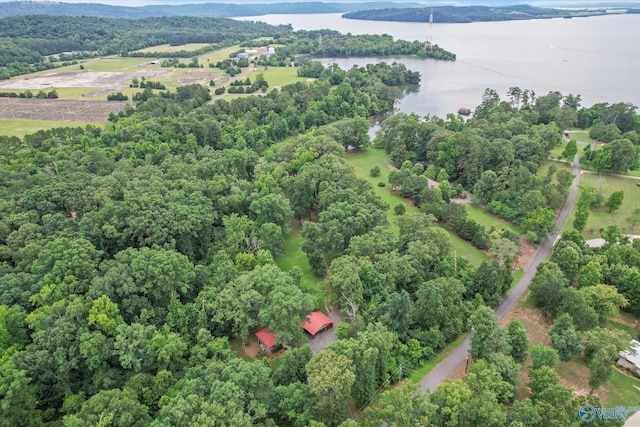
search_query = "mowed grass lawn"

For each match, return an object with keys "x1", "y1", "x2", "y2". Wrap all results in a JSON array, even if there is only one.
[
  {"x1": 347, "y1": 148, "x2": 487, "y2": 266},
  {"x1": 276, "y1": 226, "x2": 326, "y2": 311},
  {"x1": 562, "y1": 173, "x2": 640, "y2": 236},
  {"x1": 132, "y1": 43, "x2": 212, "y2": 54},
  {"x1": 250, "y1": 66, "x2": 307, "y2": 88},
  {"x1": 0, "y1": 119, "x2": 105, "y2": 137},
  {"x1": 465, "y1": 204, "x2": 520, "y2": 236}
]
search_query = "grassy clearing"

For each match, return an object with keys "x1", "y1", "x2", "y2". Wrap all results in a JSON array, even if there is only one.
[
  {"x1": 568, "y1": 173, "x2": 640, "y2": 237},
  {"x1": 606, "y1": 369, "x2": 640, "y2": 407},
  {"x1": 465, "y1": 204, "x2": 520, "y2": 235},
  {"x1": 276, "y1": 225, "x2": 326, "y2": 310},
  {"x1": 250, "y1": 66, "x2": 307, "y2": 88},
  {"x1": 408, "y1": 333, "x2": 468, "y2": 386},
  {"x1": 347, "y1": 148, "x2": 487, "y2": 266},
  {"x1": 81, "y1": 56, "x2": 152, "y2": 72},
  {"x1": 199, "y1": 45, "x2": 243, "y2": 64},
  {"x1": 567, "y1": 130, "x2": 594, "y2": 142},
  {"x1": 0, "y1": 119, "x2": 105, "y2": 137},
  {"x1": 347, "y1": 148, "x2": 420, "y2": 234},
  {"x1": 548, "y1": 140, "x2": 567, "y2": 159},
  {"x1": 229, "y1": 338, "x2": 254, "y2": 362},
  {"x1": 133, "y1": 43, "x2": 212, "y2": 54}
]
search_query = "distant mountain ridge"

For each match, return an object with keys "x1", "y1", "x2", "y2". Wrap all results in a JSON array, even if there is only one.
[
  {"x1": 0, "y1": 1, "x2": 424, "y2": 19},
  {"x1": 344, "y1": 3, "x2": 640, "y2": 22}
]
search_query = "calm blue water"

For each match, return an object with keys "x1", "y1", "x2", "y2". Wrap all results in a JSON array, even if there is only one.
[{"x1": 238, "y1": 13, "x2": 640, "y2": 118}]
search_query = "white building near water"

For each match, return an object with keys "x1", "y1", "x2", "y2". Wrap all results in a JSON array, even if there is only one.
[{"x1": 617, "y1": 339, "x2": 640, "y2": 375}]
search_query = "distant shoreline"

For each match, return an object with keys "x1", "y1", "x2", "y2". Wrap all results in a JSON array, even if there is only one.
[{"x1": 342, "y1": 4, "x2": 639, "y2": 24}]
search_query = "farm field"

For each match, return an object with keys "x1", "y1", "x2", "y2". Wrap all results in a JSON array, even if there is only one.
[
  {"x1": 0, "y1": 98, "x2": 127, "y2": 123},
  {"x1": 0, "y1": 118, "x2": 105, "y2": 138},
  {"x1": 0, "y1": 41, "x2": 310, "y2": 129}
]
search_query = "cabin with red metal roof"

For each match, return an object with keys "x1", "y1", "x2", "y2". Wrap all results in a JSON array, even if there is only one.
[
  {"x1": 300, "y1": 311, "x2": 333, "y2": 338},
  {"x1": 255, "y1": 327, "x2": 278, "y2": 352}
]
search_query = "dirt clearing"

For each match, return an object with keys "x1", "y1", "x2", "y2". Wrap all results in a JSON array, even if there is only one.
[
  {"x1": 0, "y1": 98, "x2": 126, "y2": 122},
  {"x1": 0, "y1": 70, "x2": 167, "y2": 90}
]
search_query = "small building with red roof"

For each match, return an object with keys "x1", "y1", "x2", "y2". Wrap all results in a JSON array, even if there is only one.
[
  {"x1": 300, "y1": 311, "x2": 334, "y2": 338},
  {"x1": 255, "y1": 327, "x2": 278, "y2": 352}
]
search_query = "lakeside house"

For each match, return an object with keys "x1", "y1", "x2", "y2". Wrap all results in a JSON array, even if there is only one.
[{"x1": 617, "y1": 339, "x2": 640, "y2": 375}]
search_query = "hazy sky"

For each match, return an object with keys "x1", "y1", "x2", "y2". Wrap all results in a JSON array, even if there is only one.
[{"x1": 0, "y1": 0, "x2": 634, "y2": 5}]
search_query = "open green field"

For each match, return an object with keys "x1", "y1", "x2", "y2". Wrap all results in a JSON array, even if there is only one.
[
  {"x1": 548, "y1": 140, "x2": 567, "y2": 160},
  {"x1": 276, "y1": 226, "x2": 326, "y2": 310},
  {"x1": 562, "y1": 172, "x2": 640, "y2": 236},
  {"x1": 133, "y1": 43, "x2": 212, "y2": 54},
  {"x1": 347, "y1": 148, "x2": 487, "y2": 266},
  {"x1": 251, "y1": 66, "x2": 307, "y2": 88},
  {"x1": 566, "y1": 129, "x2": 594, "y2": 142},
  {"x1": 199, "y1": 45, "x2": 244, "y2": 64},
  {"x1": 606, "y1": 369, "x2": 640, "y2": 407},
  {"x1": 0, "y1": 119, "x2": 105, "y2": 138},
  {"x1": 80, "y1": 56, "x2": 152, "y2": 72},
  {"x1": 465, "y1": 204, "x2": 520, "y2": 235}
]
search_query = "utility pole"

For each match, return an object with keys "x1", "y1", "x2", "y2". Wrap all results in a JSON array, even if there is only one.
[{"x1": 465, "y1": 327, "x2": 475, "y2": 373}]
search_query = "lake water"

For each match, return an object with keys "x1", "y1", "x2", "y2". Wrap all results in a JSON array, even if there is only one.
[{"x1": 237, "y1": 13, "x2": 640, "y2": 118}]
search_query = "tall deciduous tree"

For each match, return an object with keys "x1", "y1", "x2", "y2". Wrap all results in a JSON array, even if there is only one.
[
  {"x1": 530, "y1": 262, "x2": 569, "y2": 317},
  {"x1": 605, "y1": 190, "x2": 624, "y2": 212},
  {"x1": 561, "y1": 139, "x2": 578, "y2": 161},
  {"x1": 521, "y1": 207, "x2": 555, "y2": 242},
  {"x1": 306, "y1": 350, "x2": 355, "y2": 427},
  {"x1": 506, "y1": 319, "x2": 529, "y2": 364},
  {"x1": 469, "y1": 305, "x2": 505, "y2": 361},
  {"x1": 550, "y1": 313, "x2": 583, "y2": 362},
  {"x1": 357, "y1": 383, "x2": 435, "y2": 427},
  {"x1": 259, "y1": 284, "x2": 315, "y2": 347}
]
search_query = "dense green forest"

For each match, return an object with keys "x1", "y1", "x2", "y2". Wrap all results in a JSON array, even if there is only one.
[
  {"x1": 0, "y1": 61, "x2": 475, "y2": 426},
  {"x1": 375, "y1": 89, "x2": 639, "y2": 238},
  {"x1": 344, "y1": 4, "x2": 621, "y2": 23},
  {"x1": 0, "y1": 1, "x2": 424, "y2": 19},
  {"x1": 0, "y1": 15, "x2": 455, "y2": 79},
  {"x1": 1, "y1": 43, "x2": 639, "y2": 423},
  {"x1": 0, "y1": 16, "x2": 290, "y2": 71}
]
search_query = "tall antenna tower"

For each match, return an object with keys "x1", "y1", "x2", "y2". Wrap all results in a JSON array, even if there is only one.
[{"x1": 426, "y1": 7, "x2": 434, "y2": 51}]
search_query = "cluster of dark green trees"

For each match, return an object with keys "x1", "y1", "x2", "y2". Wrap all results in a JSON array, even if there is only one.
[
  {"x1": 0, "y1": 15, "x2": 290, "y2": 76},
  {"x1": 371, "y1": 89, "x2": 577, "y2": 244},
  {"x1": 0, "y1": 14, "x2": 456, "y2": 80},
  {"x1": 529, "y1": 231, "x2": 634, "y2": 395},
  {"x1": 0, "y1": 60, "x2": 488, "y2": 426},
  {"x1": 273, "y1": 30, "x2": 455, "y2": 60}
]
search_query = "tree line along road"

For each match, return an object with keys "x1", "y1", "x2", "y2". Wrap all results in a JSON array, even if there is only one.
[{"x1": 420, "y1": 153, "x2": 582, "y2": 393}]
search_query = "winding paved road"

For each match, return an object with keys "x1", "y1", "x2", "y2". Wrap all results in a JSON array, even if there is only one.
[{"x1": 420, "y1": 154, "x2": 582, "y2": 393}]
